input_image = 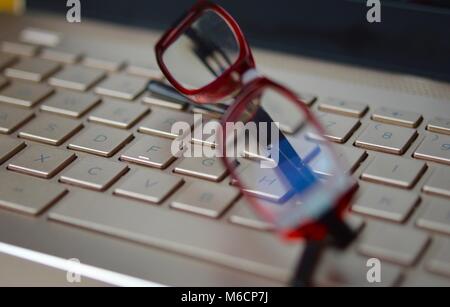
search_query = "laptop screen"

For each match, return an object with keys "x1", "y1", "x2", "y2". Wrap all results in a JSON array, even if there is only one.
[{"x1": 28, "y1": 0, "x2": 450, "y2": 82}]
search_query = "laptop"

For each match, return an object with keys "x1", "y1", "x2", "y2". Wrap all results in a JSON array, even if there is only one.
[{"x1": 0, "y1": 0, "x2": 449, "y2": 286}]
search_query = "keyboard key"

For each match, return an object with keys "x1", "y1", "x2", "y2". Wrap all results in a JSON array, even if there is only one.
[
  {"x1": 355, "y1": 123, "x2": 417, "y2": 155},
  {"x1": 40, "y1": 90, "x2": 100, "y2": 118},
  {"x1": 0, "y1": 75, "x2": 6, "y2": 88},
  {"x1": 68, "y1": 126, "x2": 133, "y2": 157},
  {"x1": 126, "y1": 63, "x2": 162, "y2": 79},
  {"x1": 229, "y1": 198, "x2": 275, "y2": 231},
  {"x1": 262, "y1": 92, "x2": 305, "y2": 134},
  {"x1": 49, "y1": 66, "x2": 105, "y2": 91},
  {"x1": 243, "y1": 131, "x2": 320, "y2": 165},
  {"x1": 427, "y1": 239, "x2": 450, "y2": 277},
  {"x1": 60, "y1": 157, "x2": 128, "y2": 190},
  {"x1": 19, "y1": 28, "x2": 61, "y2": 47},
  {"x1": 0, "y1": 104, "x2": 34, "y2": 134},
  {"x1": 0, "y1": 81, "x2": 53, "y2": 107},
  {"x1": 192, "y1": 104, "x2": 224, "y2": 119},
  {"x1": 1, "y1": 41, "x2": 38, "y2": 57},
  {"x1": 174, "y1": 153, "x2": 227, "y2": 182},
  {"x1": 138, "y1": 108, "x2": 198, "y2": 139},
  {"x1": 143, "y1": 93, "x2": 187, "y2": 110},
  {"x1": 233, "y1": 159, "x2": 292, "y2": 202},
  {"x1": 319, "y1": 98, "x2": 368, "y2": 118},
  {"x1": 48, "y1": 190, "x2": 301, "y2": 281},
  {"x1": 88, "y1": 98, "x2": 149, "y2": 129},
  {"x1": 82, "y1": 56, "x2": 124, "y2": 72},
  {"x1": 417, "y1": 197, "x2": 450, "y2": 235},
  {"x1": 414, "y1": 133, "x2": 450, "y2": 165},
  {"x1": 335, "y1": 146, "x2": 367, "y2": 173},
  {"x1": 423, "y1": 167, "x2": 450, "y2": 198},
  {"x1": 95, "y1": 74, "x2": 148, "y2": 100},
  {"x1": 352, "y1": 184, "x2": 419, "y2": 222},
  {"x1": 361, "y1": 155, "x2": 426, "y2": 188},
  {"x1": 8, "y1": 144, "x2": 76, "y2": 179},
  {"x1": 5, "y1": 58, "x2": 60, "y2": 82},
  {"x1": 40, "y1": 48, "x2": 81, "y2": 64},
  {"x1": 313, "y1": 112, "x2": 360, "y2": 143},
  {"x1": 310, "y1": 145, "x2": 366, "y2": 176},
  {"x1": 372, "y1": 107, "x2": 422, "y2": 128},
  {"x1": 427, "y1": 116, "x2": 450, "y2": 135},
  {"x1": 0, "y1": 137, "x2": 25, "y2": 164},
  {"x1": 0, "y1": 171, "x2": 66, "y2": 215},
  {"x1": 0, "y1": 52, "x2": 17, "y2": 70},
  {"x1": 171, "y1": 182, "x2": 240, "y2": 218},
  {"x1": 19, "y1": 114, "x2": 83, "y2": 146},
  {"x1": 115, "y1": 169, "x2": 183, "y2": 204},
  {"x1": 358, "y1": 222, "x2": 430, "y2": 266},
  {"x1": 120, "y1": 135, "x2": 177, "y2": 169}
]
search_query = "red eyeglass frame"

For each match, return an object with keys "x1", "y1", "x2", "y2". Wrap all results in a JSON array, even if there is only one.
[
  {"x1": 155, "y1": 0, "x2": 255, "y2": 103},
  {"x1": 155, "y1": 0, "x2": 357, "y2": 241}
]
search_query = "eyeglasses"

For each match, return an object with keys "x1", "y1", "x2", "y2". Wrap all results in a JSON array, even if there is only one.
[{"x1": 155, "y1": 0, "x2": 358, "y2": 286}]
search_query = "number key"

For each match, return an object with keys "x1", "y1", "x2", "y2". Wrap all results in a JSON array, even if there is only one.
[
  {"x1": 414, "y1": 133, "x2": 450, "y2": 165},
  {"x1": 355, "y1": 123, "x2": 417, "y2": 154}
]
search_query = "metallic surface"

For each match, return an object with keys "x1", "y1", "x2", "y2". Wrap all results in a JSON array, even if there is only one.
[{"x1": 0, "y1": 12, "x2": 449, "y2": 286}]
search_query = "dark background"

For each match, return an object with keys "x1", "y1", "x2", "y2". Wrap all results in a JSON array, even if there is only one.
[{"x1": 28, "y1": 0, "x2": 450, "y2": 82}]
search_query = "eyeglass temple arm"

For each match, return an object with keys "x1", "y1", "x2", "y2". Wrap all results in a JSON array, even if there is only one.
[
  {"x1": 252, "y1": 108, "x2": 318, "y2": 195},
  {"x1": 253, "y1": 108, "x2": 357, "y2": 286},
  {"x1": 147, "y1": 80, "x2": 228, "y2": 114}
]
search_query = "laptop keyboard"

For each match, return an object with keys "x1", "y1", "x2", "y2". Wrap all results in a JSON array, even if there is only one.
[{"x1": 0, "y1": 35, "x2": 450, "y2": 286}]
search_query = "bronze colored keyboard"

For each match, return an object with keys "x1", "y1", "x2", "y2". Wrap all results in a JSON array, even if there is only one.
[{"x1": 0, "y1": 28, "x2": 449, "y2": 287}]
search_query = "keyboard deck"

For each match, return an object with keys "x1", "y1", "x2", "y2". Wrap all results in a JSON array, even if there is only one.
[{"x1": 0, "y1": 27, "x2": 450, "y2": 286}]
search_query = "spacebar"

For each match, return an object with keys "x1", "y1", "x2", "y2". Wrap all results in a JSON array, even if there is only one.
[{"x1": 48, "y1": 191, "x2": 301, "y2": 282}]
